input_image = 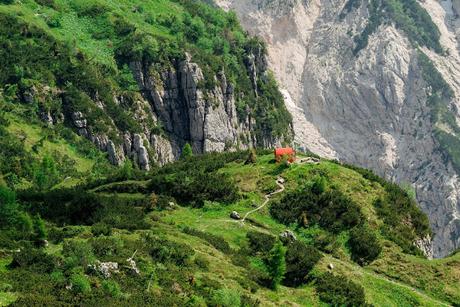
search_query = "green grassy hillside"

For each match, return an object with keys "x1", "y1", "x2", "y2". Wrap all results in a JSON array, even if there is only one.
[
  {"x1": 1, "y1": 151, "x2": 458, "y2": 306},
  {"x1": 0, "y1": 1, "x2": 459, "y2": 306},
  {"x1": 0, "y1": 100, "x2": 113, "y2": 190}
]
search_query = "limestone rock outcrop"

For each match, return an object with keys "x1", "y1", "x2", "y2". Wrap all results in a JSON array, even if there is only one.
[{"x1": 64, "y1": 41, "x2": 291, "y2": 170}]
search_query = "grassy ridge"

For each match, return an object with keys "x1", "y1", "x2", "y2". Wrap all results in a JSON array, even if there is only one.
[{"x1": 1, "y1": 152, "x2": 458, "y2": 305}]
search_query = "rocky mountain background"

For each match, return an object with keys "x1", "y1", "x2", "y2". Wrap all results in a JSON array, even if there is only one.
[{"x1": 214, "y1": 0, "x2": 460, "y2": 257}]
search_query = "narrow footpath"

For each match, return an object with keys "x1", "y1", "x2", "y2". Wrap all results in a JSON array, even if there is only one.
[{"x1": 241, "y1": 177, "x2": 285, "y2": 223}]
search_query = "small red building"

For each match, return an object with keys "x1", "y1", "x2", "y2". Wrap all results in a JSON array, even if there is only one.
[{"x1": 274, "y1": 147, "x2": 296, "y2": 163}]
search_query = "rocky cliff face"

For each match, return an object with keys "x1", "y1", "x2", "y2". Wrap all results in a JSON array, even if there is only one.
[
  {"x1": 67, "y1": 51, "x2": 284, "y2": 170},
  {"x1": 216, "y1": 0, "x2": 460, "y2": 257}
]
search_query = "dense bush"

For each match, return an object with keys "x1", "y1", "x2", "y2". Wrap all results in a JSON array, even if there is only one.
[
  {"x1": 337, "y1": 162, "x2": 431, "y2": 255},
  {"x1": 10, "y1": 246, "x2": 56, "y2": 273},
  {"x1": 265, "y1": 241, "x2": 286, "y2": 290},
  {"x1": 183, "y1": 227, "x2": 232, "y2": 254},
  {"x1": 144, "y1": 233, "x2": 194, "y2": 266},
  {"x1": 246, "y1": 231, "x2": 276, "y2": 256},
  {"x1": 90, "y1": 236, "x2": 123, "y2": 259},
  {"x1": 270, "y1": 180, "x2": 363, "y2": 233},
  {"x1": 148, "y1": 153, "x2": 242, "y2": 207},
  {"x1": 348, "y1": 225, "x2": 382, "y2": 265},
  {"x1": 20, "y1": 189, "x2": 150, "y2": 230},
  {"x1": 316, "y1": 272, "x2": 367, "y2": 306},
  {"x1": 283, "y1": 241, "x2": 322, "y2": 287},
  {"x1": 70, "y1": 273, "x2": 91, "y2": 294},
  {"x1": 0, "y1": 186, "x2": 44, "y2": 243}
]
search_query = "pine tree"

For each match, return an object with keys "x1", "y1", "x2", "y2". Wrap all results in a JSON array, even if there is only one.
[
  {"x1": 266, "y1": 241, "x2": 286, "y2": 290},
  {"x1": 181, "y1": 143, "x2": 193, "y2": 159},
  {"x1": 34, "y1": 215, "x2": 47, "y2": 241}
]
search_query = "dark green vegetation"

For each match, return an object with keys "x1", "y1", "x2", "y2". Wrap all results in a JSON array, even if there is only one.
[
  {"x1": 0, "y1": 99, "x2": 111, "y2": 190},
  {"x1": 338, "y1": 162, "x2": 431, "y2": 255},
  {"x1": 1, "y1": 152, "x2": 459, "y2": 306},
  {"x1": 0, "y1": 0, "x2": 458, "y2": 306},
  {"x1": 344, "y1": 0, "x2": 442, "y2": 54},
  {"x1": 0, "y1": 0, "x2": 291, "y2": 164},
  {"x1": 417, "y1": 52, "x2": 460, "y2": 175},
  {"x1": 315, "y1": 272, "x2": 367, "y2": 306},
  {"x1": 148, "y1": 152, "x2": 242, "y2": 208}
]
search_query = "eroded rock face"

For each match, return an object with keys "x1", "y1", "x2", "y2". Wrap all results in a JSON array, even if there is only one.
[
  {"x1": 215, "y1": 0, "x2": 460, "y2": 257},
  {"x1": 126, "y1": 52, "x2": 280, "y2": 166},
  {"x1": 62, "y1": 48, "x2": 286, "y2": 171}
]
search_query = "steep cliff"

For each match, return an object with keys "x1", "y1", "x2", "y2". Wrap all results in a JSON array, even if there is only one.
[{"x1": 215, "y1": 0, "x2": 460, "y2": 257}]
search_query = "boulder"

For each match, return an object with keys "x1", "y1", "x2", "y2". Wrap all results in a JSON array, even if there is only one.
[
  {"x1": 126, "y1": 258, "x2": 140, "y2": 275},
  {"x1": 88, "y1": 260, "x2": 119, "y2": 278},
  {"x1": 279, "y1": 230, "x2": 297, "y2": 243},
  {"x1": 230, "y1": 211, "x2": 241, "y2": 220},
  {"x1": 71, "y1": 112, "x2": 87, "y2": 129}
]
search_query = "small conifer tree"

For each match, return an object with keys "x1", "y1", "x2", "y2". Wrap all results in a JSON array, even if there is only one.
[
  {"x1": 266, "y1": 241, "x2": 286, "y2": 290},
  {"x1": 181, "y1": 143, "x2": 193, "y2": 159}
]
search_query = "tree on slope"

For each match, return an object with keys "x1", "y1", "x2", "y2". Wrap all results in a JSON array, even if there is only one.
[{"x1": 266, "y1": 241, "x2": 286, "y2": 290}]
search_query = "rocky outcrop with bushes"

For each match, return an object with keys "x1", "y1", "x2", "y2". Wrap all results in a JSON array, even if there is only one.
[{"x1": 0, "y1": 0, "x2": 293, "y2": 172}]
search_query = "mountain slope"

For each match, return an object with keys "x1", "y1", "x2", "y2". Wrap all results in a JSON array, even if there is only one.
[
  {"x1": 0, "y1": 0, "x2": 292, "y2": 175},
  {"x1": 215, "y1": 0, "x2": 460, "y2": 258},
  {"x1": 1, "y1": 152, "x2": 459, "y2": 306}
]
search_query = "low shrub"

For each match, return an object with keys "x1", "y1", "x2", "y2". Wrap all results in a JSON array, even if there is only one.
[
  {"x1": 62, "y1": 239, "x2": 95, "y2": 268},
  {"x1": 241, "y1": 294, "x2": 261, "y2": 307},
  {"x1": 194, "y1": 255, "x2": 210, "y2": 270},
  {"x1": 211, "y1": 288, "x2": 241, "y2": 307},
  {"x1": 90, "y1": 236, "x2": 123, "y2": 259},
  {"x1": 70, "y1": 273, "x2": 91, "y2": 294},
  {"x1": 102, "y1": 280, "x2": 122, "y2": 298},
  {"x1": 316, "y1": 272, "x2": 367, "y2": 306},
  {"x1": 144, "y1": 233, "x2": 194, "y2": 266},
  {"x1": 311, "y1": 230, "x2": 338, "y2": 254},
  {"x1": 348, "y1": 225, "x2": 382, "y2": 265},
  {"x1": 246, "y1": 231, "x2": 276, "y2": 256},
  {"x1": 48, "y1": 225, "x2": 88, "y2": 243},
  {"x1": 91, "y1": 222, "x2": 112, "y2": 237},
  {"x1": 183, "y1": 227, "x2": 232, "y2": 254},
  {"x1": 284, "y1": 241, "x2": 322, "y2": 287},
  {"x1": 10, "y1": 247, "x2": 56, "y2": 273}
]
